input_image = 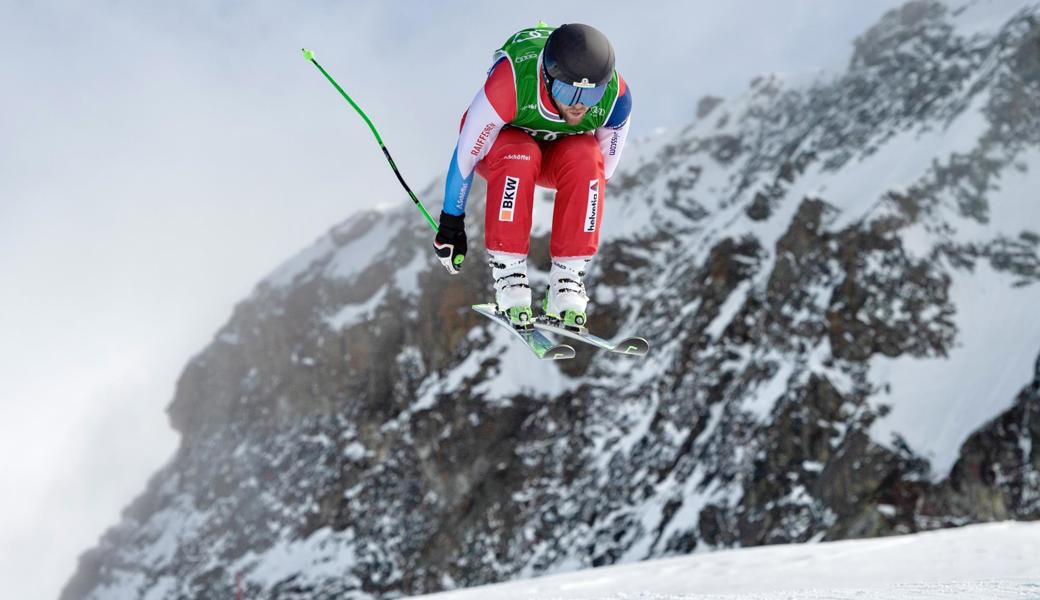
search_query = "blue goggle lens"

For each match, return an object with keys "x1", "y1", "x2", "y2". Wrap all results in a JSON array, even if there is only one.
[{"x1": 549, "y1": 78, "x2": 607, "y2": 107}]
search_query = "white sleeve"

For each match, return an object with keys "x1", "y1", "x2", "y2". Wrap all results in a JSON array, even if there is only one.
[
  {"x1": 454, "y1": 87, "x2": 508, "y2": 180},
  {"x1": 442, "y1": 88, "x2": 509, "y2": 215},
  {"x1": 595, "y1": 115, "x2": 631, "y2": 181}
]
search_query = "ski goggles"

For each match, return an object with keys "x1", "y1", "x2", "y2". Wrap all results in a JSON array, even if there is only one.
[{"x1": 548, "y1": 76, "x2": 608, "y2": 107}]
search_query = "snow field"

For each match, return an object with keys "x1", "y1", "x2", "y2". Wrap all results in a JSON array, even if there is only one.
[{"x1": 413, "y1": 521, "x2": 1040, "y2": 600}]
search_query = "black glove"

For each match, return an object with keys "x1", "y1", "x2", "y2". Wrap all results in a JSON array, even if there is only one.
[{"x1": 433, "y1": 211, "x2": 467, "y2": 275}]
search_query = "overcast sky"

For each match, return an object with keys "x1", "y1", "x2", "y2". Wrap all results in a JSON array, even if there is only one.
[{"x1": 0, "y1": 1, "x2": 909, "y2": 597}]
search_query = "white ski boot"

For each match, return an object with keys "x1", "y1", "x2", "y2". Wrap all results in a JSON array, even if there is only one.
[
  {"x1": 489, "y1": 251, "x2": 533, "y2": 329},
  {"x1": 542, "y1": 257, "x2": 590, "y2": 331}
]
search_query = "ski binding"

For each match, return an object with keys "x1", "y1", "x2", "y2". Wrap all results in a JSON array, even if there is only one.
[{"x1": 472, "y1": 304, "x2": 576, "y2": 360}]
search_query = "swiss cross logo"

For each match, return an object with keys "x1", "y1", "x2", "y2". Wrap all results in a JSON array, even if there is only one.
[
  {"x1": 584, "y1": 179, "x2": 600, "y2": 232},
  {"x1": 499, "y1": 176, "x2": 519, "y2": 222}
]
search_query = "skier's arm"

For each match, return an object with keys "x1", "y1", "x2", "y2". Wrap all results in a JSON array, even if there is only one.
[
  {"x1": 442, "y1": 58, "x2": 517, "y2": 217},
  {"x1": 435, "y1": 59, "x2": 517, "y2": 274},
  {"x1": 595, "y1": 75, "x2": 632, "y2": 182}
]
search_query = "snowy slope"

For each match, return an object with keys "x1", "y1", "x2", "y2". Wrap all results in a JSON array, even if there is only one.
[{"x1": 416, "y1": 521, "x2": 1040, "y2": 600}]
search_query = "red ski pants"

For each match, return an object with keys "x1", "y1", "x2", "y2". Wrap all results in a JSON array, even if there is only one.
[{"x1": 476, "y1": 127, "x2": 605, "y2": 258}]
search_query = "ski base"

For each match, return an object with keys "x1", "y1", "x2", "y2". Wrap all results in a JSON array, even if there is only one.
[
  {"x1": 534, "y1": 318, "x2": 650, "y2": 356},
  {"x1": 472, "y1": 304, "x2": 576, "y2": 360}
]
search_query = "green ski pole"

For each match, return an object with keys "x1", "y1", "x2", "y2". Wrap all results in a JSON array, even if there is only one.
[{"x1": 302, "y1": 48, "x2": 439, "y2": 233}]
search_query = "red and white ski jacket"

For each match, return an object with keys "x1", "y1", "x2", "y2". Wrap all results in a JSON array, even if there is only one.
[{"x1": 442, "y1": 58, "x2": 633, "y2": 216}]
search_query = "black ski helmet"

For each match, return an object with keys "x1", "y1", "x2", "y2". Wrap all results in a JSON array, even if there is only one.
[{"x1": 543, "y1": 23, "x2": 615, "y2": 87}]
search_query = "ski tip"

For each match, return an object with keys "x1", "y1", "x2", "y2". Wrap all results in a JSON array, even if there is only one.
[
  {"x1": 616, "y1": 337, "x2": 650, "y2": 356},
  {"x1": 302, "y1": 48, "x2": 315, "y2": 61},
  {"x1": 545, "y1": 345, "x2": 576, "y2": 360}
]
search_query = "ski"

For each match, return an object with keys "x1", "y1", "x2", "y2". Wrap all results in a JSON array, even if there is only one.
[
  {"x1": 534, "y1": 318, "x2": 650, "y2": 356},
  {"x1": 472, "y1": 304, "x2": 576, "y2": 360}
]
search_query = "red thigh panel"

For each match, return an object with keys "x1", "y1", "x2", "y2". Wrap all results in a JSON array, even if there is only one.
[
  {"x1": 477, "y1": 128, "x2": 542, "y2": 255},
  {"x1": 538, "y1": 134, "x2": 606, "y2": 258}
]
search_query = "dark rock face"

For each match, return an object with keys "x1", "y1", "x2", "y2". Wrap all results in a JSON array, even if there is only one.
[
  {"x1": 63, "y1": 3, "x2": 1040, "y2": 599},
  {"x1": 923, "y1": 354, "x2": 1040, "y2": 524}
]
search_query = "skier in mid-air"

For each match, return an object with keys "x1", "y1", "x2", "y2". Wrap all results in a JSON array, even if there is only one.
[{"x1": 433, "y1": 22, "x2": 632, "y2": 331}]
